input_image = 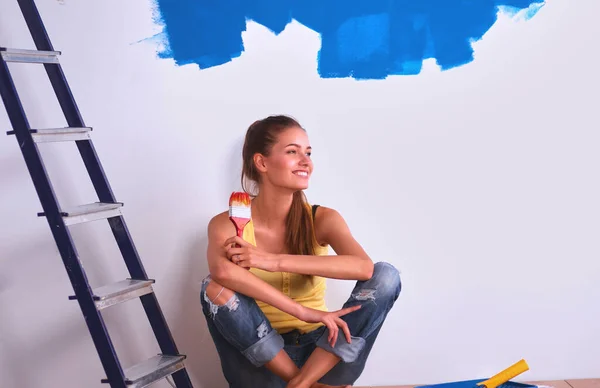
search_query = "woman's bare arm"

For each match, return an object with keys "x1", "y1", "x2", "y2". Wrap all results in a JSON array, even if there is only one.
[
  {"x1": 275, "y1": 206, "x2": 374, "y2": 281},
  {"x1": 206, "y1": 211, "x2": 305, "y2": 318}
]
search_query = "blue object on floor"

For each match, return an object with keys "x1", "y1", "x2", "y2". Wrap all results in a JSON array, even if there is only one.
[{"x1": 419, "y1": 379, "x2": 538, "y2": 388}]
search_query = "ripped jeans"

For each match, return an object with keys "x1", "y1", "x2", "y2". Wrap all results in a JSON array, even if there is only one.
[{"x1": 200, "y1": 262, "x2": 401, "y2": 388}]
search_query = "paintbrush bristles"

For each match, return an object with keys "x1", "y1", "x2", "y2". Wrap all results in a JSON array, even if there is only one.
[
  {"x1": 228, "y1": 191, "x2": 251, "y2": 219},
  {"x1": 229, "y1": 192, "x2": 251, "y2": 207}
]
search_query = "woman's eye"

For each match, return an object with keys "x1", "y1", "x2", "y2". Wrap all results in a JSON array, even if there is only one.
[{"x1": 286, "y1": 149, "x2": 311, "y2": 156}]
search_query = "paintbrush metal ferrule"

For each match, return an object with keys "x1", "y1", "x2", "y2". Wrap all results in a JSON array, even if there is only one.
[{"x1": 229, "y1": 205, "x2": 251, "y2": 219}]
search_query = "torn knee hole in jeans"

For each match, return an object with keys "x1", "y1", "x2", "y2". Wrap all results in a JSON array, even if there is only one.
[
  {"x1": 203, "y1": 287, "x2": 240, "y2": 317},
  {"x1": 256, "y1": 321, "x2": 269, "y2": 339},
  {"x1": 352, "y1": 288, "x2": 377, "y2": 301}
]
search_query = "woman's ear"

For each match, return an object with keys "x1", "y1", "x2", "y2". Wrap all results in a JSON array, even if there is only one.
[{"x1": 253, "y1": 153, "x2": 268, "y2": 173}]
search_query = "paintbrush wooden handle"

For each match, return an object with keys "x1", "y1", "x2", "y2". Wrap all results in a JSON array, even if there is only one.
[{"x1": 477, "y1": 359, "x2": 529, "y2": 388}]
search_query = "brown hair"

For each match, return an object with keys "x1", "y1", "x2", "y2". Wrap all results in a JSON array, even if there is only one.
[{"x1": 241, "y1": 115, "x2": 319, "y2": 256}]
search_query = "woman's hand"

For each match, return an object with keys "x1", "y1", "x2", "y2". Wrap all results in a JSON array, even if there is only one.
[
  {"x1": 299, "y1": 305, "x2": 361, "y2": 348},
  {"x1": 224, "y1": 236, "x2": 280, "y2": 272}
]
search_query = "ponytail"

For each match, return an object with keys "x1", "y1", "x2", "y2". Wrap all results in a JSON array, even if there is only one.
[{"x1": 285, "y1": 190, "x2": 319, "y2": 256}]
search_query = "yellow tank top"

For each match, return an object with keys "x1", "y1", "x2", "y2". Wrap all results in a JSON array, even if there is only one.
[{"x1": 243, "y1": 211, "x2": 329, "y2": 334}]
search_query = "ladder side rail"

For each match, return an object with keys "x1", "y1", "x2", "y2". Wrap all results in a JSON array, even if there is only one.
[
  {"x1": 170, "y1": 366, "x2": 196, "y2": 387},
  {"x1": 16, "y1": 0, "x2": 121, "y2": 204},
  {"x1": 16, "y1": 3, "x2": 194, "y2": 384},
  {"x1": 0, "y1": 56, "x2": 128, "y2": 388},
  {"x1": 16, "y1": 0, "x2": 161, "y2": 283}
]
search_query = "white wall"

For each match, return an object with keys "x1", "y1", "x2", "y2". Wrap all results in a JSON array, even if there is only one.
[{"x1": 1, "y1": 0, "x2": 599, "y2": 387}]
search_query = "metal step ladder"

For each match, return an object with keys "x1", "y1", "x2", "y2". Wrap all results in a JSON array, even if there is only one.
[{"x1": 0, "y1": 1, "x2": 194, "y2": 387}]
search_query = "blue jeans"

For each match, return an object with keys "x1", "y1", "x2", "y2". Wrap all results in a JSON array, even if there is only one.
[{"x1": 200, "y1": 262, "x2": 401, "y2": 388}]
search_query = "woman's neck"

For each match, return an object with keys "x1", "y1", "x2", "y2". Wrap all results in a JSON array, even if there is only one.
[{"x1": 252, "y1": 189, "x2": 294, "y2": 229}]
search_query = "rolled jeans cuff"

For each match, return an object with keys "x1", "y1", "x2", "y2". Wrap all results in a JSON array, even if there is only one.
[
  {"x1": 315, "y1": 330, "x2": 366, "y2": 363},
  {"x1": 241, "y1": 328, "x2": 285, "y2": 367}
]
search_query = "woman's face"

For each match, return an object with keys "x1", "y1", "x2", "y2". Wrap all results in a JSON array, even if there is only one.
[{"x1": 258, "y1": 126, "x2": 313, "y2": 191}]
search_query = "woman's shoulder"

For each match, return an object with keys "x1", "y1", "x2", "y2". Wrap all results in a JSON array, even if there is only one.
[
  {"x1": 311, "y1": 204, "x2": 343, "y2": 222},
  {"x1": 311, "y1": 204, "x2": 348, "y2": 244},
  {"x1": 207, "y1": 211, "x2": 236, "y2": 241}
]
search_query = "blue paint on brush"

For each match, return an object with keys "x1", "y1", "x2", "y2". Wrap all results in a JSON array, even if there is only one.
[{"x1": 151, "y1": 0, "x2": 545, "y2": 79}]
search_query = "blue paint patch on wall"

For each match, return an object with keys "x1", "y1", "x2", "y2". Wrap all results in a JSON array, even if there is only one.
[{"x1": 151, "y1": 0, "x2": 545, "y2": 80}]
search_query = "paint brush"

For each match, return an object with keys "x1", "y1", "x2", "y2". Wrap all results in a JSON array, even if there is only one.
[
  {"x1": 419, "y1": 359, "x2": 531, "y2": 388},
  {"x1": 228, "y1": 192, "x2": 251, "y2": 269}
]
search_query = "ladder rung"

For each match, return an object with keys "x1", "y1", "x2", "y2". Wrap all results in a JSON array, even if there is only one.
[
  {"x1": 69, "y1": 279, "x2": 155, "y2": 310},
  {"x1": 0, "y1": 47, "x2": 60, "y2": 64},
  {"x1": 7, "y1": 127, "x2": 92, "y2": 143},
  {"x1": 101, "y1": 355, "x2": 186, "y2": 387},
  {"x1": 38, "y1": 202, "x2": 123, "y2": 225}
]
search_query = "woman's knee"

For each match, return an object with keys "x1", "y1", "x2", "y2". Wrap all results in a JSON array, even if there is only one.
[
  {"x1": 200, "y1": 278, "x2": 285, "y2": 368},
  {"x1": 205, "y1": 279, "x2": 235, "y2": 306},
  {"x1": 370, "y1": 262, "x2": 402, "y2": 301},
  {"x1": 201, "y1": 278, "x2": 240, "y2": 317}
]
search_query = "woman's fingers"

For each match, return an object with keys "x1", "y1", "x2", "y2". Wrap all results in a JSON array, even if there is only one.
[
  {"x1": 337, "y1": 317, "x2": 352, "y2": 344},
  {"x1": 326, "y1": 320, "x2": 337, "y2": 347},
  {"x1": 225, "y1": 247, "x2": 247, "y2": 262},
  {"x1": 224, "y1": 236, "x2": 248, "y2": 247},
  {"x1": 227, "y1": 252, "x2": 241, "y2": 263},
  {"x1": 225, "y1": 246, "x2": 243, "y2": 255},
  {"x1": 336, "y1": 304, "x2": 362, "y2": 317},
  {"x1": 330, "y1": 323, "x2": 338, "y2": 347},
  {"x1": 327, "y1": 321, "x2": 335, "y2": 345}
]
